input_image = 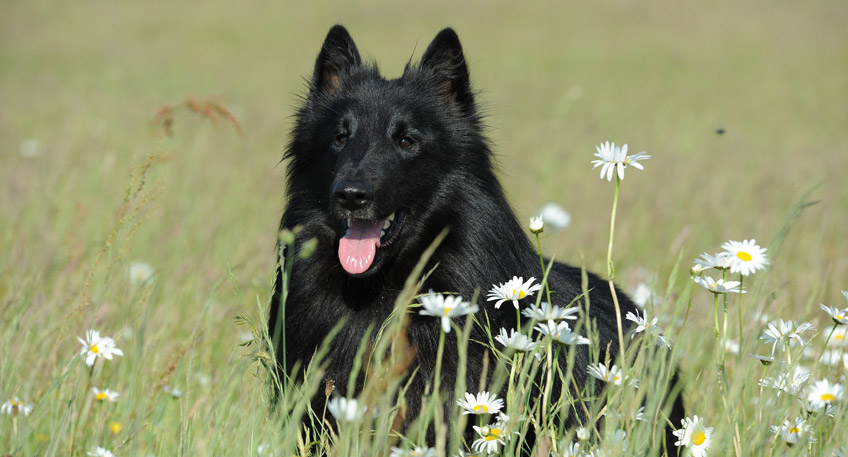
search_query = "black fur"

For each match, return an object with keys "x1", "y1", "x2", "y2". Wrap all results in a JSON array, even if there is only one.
[{"x1": 269, "y1": 25, "x2": 683, "y2": 448}]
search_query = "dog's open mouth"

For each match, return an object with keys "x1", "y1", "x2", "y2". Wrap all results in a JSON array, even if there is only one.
[{"x1": 338, "y1": 210, "x2": 407, "y2": 274}]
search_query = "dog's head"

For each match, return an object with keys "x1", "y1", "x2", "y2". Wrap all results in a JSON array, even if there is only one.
[{"x1": 285, "y1": 25, "x2": 488, "y2": 276}]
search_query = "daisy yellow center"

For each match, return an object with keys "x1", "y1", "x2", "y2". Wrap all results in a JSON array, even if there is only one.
[
  {"x1": 736, "y1": 251, "x2": 753, "y2": 262},
  {"x1": 692, "y1": 431, "x2": 706, "y2": 446},
  {"x1": 110, "y1": 422, "x2": 122, "y2": 434},
  {"x1": 613, "y1": 375, "x2": 621, "y2": 382},
  {"x1": 485, "y1": 428, "x2": 502, "y2": 441},
  {"x1": 90, "y1": 344, "x2": 100, "y2": 354},
  {"x1": 511, "y1": 288, "x2": 526, "y2": 299},
  {"x1": 473, "y1": 404, "x2": 489, "y2": 413},
  {"x1": 443, "y1": 307, "x2": 452, "y2": 316},
  {"x1": 789, "y1": 427, "x2": 800, "y2": 434},
  {"x1": 96, "y1": 392, "x2": 107, "y2": 401},
  {"x1": 836, "y1": 334, "x2": 845, "y2": 341},
  {"x1": 821, "y1": 393, "x2": 836, "y2": 402}
]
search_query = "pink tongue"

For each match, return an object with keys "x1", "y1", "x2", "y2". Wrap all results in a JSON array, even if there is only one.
[{"x1": 338, "y1": 219, "x2": 385, "y2": 274}]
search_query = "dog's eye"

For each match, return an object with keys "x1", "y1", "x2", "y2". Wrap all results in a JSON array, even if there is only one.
[
  {"x1": 399, "y1": 137, "x2": 415, "y2": 149},
  {"x1": 335, "y1": 133, "x2": 348, "y2": 145}
]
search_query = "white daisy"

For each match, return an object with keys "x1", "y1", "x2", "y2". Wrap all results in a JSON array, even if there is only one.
[
  {"x1": 560, "y1": 442, "x2": 581, "y2": 457},
  {"x1": 629, "y1": 282, "x2": 660, "y2": 308},
  {"x1": 693, "y1": 252, "x2": 733, "y2": 271},
  {"x1": 576, "y1": 426, "x2": 591, "y2": 441},
  {"x1": 843, "y1": 290, "x2": 848, "y2": 304},
  {"x1": 604, "y1": 405, "x2": 647, "y2": 423},
  {"x1": 591, "y1": 141, "x2": 651, "y2": 182},
  {"x1": 821, "y1": 303, "x2": 848, "y2": 325},
  {"x1": 587, "y1": 362, "x2": 638, "y2": 387},
  {"x1": 389, "y1": 447, "x2": 437, "y2": 457},
  {"x1": 494, "y1": 328, "x2": 537, "y2": 352},
  {"x1": 457, "y1": 391, "x2": 504, "y2": 416},
  {"x1": 127, "y1": 261, "x2": 156, "y2": 285},
  {"x1": 529, "y1": 216, "x2": 544, "y2": 234},
  {"x1": 806, "y1": 379, "x2": 844, "y2": 412},
  {"x1": 534, "y1": 320, "x2": 590, "y2": 345},
  {"x1": 819, "y1": 349, "x2": 846, "y2": 367},
  {"x1": 761, "y1": 319, "x2": 815, "y2": 354},
  {"x1": 770, "y1": 417, "x2": 812, "y2": 446},
  {"x1": 1, "y1": 397, "x2": 33, "y2": 416},
  {"x1": 625, "y1": 309, "x2": 670, "y2": 348},
  {"x1": 759, "y1": 365, "x2": 809, "y2": 397},
  {"x1": 327, "y1": 397, "x2": 366, "y2": 423},
  {"x1": 91, "y1": 387, "x2": 119, "y2": 402},
  {"x1": 828, "y1": 327, "x2": 848, "y2": 347},
  {"x1": 472, "y1": 423, "x2": 507, "y2": 454},
  {"x1": 163, "y1": 385, "x2": 183, "y2": 398},
  {"x1": 256, "y1": 443, "x2": 279, "y2": 457},
  {"x1": 537, "y1": 203, "x2": 571, "y2": 231},
  {"x1": 417, "y1": 290, "x2": 478, "y2": 333},
  {"x1": 692, "y1": 275, "x2": 743, "y2": 294},
  {"x1": 601, "y1": 429, "x2": 627, "y2": 454},
  {"x1": 752, "y1": 354, "x2": 775, "y2": 366},
  {"x1": 672, "y1": 415, "x2": 713, "y2": 457},
  {"x1": 724, "y1": 339, "x2": 740, "y2": 354},
  {"x1": 521, "y1": 302, "x2": 579, "y2": 322},
  {"x1": 487, "y1": 276, "x2": 542, "y2": 309},
  {"x1": 77, "y1": 329, "x2": 124, "y2": 367},
  {"x1": 87, "y1": 447, "x2": 115, "y2": 457},
  {"x1": 721, "y1": 239, "x2": 768, "y2": 276}
]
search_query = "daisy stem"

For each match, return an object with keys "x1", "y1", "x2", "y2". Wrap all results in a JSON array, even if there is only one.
[
  {"x1": 721, "y1": 270, "x2": 729, "y2": 368},
  {"x1": 516, "y1": 307, "x2": 521, "y2": 333},
  {"x1": 70, "y1": 363, "x2": 96, "y2": 455},
  {"x1": 433, "y1": 328, "x2": 447, "y2": 453},
  {"x1": 433, "y1": 328, "x2": 446, "y2": 406},
  {"x1": 738, "y1": 274, "x2": 744, "y2": 347},
  {"x1": 541, "y1": 339, "x2": 554, "y2": 431},
  {"x1": 607, "y1": 175, "x2": 626, "y2": 367},
  {"x1": 713, "y1": 293, "x2": 720, "y2": 339},
  {"x1": 785, "y1": 341, "x2": 792, "y2": 365},
  {"x1": 535, "y1": 233, "x2": 552, "y2": 305},
  {"x1": 757, "y1": 364, "x2": 767, "y2": 424},
  {"x1": 507, "y1": 352, "x2": 518, "y2": 412},
  {"x1": 507, "y1": 351, "x2": 521, "y2": 406},
  {"x1": 813, "y1": 323, "x2": 839, "y2": 372},
  {"x1": 721, "y1": 309, "x2": 728, "y2": 367}
]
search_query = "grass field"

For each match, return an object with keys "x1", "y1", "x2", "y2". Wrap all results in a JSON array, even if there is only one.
[{"x1": 2, "y1": 1, "x2": 847, "y2": 455}]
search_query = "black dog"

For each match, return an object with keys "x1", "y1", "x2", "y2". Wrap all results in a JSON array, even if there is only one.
[{"x1": 268, "y1": 25, "x2": 682, "y2": 449}]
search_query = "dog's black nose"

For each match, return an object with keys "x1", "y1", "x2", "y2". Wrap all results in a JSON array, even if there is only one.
[{"x1": 333, "y1": 180, "x2": 373, "y2": 210}]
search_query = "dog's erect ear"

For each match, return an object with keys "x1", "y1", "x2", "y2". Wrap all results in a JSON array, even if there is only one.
[
  {"x1": 420, "y1": 28, "x2": 472, "y2": 105},
  {"x1": 311, "y1": 25, "x2": 361, "y2": 95}
]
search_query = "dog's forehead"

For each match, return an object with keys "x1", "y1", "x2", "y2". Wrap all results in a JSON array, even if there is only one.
[{"x1": 341, "y1": 78, "x2": 435, "y2": 121}]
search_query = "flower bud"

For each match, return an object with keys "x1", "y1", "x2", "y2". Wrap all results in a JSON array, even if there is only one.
[
  {"x1": 529, "y1": 216, "x2": 544, "y2": 234},
  {"x1": 689, "y1": 264, "x2": 704, "y2": 277}
]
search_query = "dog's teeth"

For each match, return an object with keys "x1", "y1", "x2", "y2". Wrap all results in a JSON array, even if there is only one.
[
  {"x1": 387, "y1": 212, "x2": 395, "y2": 222},
  {"x1": 380, "y1": 230, "x2": 386, "y2": 238},
  {"x1": 347, "y1": 217, "x2": 352, "y2": 227},
  {"x1": 383, "y1": 220, "x2": 391, "y2": 229}
]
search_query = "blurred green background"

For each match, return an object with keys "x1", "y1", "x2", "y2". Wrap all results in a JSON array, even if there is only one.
[
  {"x1": 3, "y1": 1, "x2": 846, "y2": 300},
  {"x1": 1, "y1": 1, "x2": 847, "y2": 451}
]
